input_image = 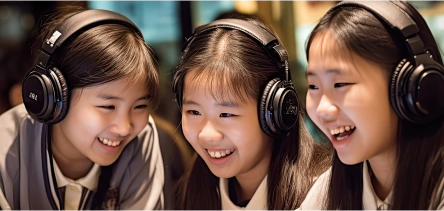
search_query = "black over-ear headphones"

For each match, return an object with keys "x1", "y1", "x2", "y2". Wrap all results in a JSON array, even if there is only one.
[
  {"x1": 172, "y1": 19, "x2": 299, "y2": 137},
  {"x1": 22, "y1": 9, "x2": 143, "y2": 124},
  {"x1": 329, "y1": 1, "x2": 444, "y2": 124}
]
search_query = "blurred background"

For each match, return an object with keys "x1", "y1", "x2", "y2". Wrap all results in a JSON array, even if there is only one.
[{"x1": 1, "y1": 1, "x2": 443, "y2": 208}]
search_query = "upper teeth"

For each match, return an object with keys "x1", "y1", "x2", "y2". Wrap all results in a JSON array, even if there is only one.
[
  {"x1": 207, "y1": 149, "x2": 235, "y2": 158},
  {"x1": 330, "y1": 125, "x2": 355, "y2": 135},
  {"x1": 98, "y1": 137, "x2": 122, "y2": 147}
]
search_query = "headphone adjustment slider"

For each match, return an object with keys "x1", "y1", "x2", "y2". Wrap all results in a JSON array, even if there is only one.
[{"x1": 46, "y1": 31, "x2": 62, "y2": 48}]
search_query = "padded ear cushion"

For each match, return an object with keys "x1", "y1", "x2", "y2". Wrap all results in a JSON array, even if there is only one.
[
  {"x1": 49, "y1": 67, "x2": 69, "y2": 124},
  {"x1": 259, "y1": 78, "x2": 281, "y2": 137},
  {"x1": 390, "y1": 59, "x2": 412, "y2": 122}
]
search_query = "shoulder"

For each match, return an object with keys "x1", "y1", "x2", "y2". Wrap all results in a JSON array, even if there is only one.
[
  {"x1": 0, "y1": 104, "x2": 33, "y2": 127},
  {"x1": 110, "y1": 115, "x2": 164, "y2": 209},
  {"x1": 135, "y1": 115, "x2": 158, "y2": 143},
  {"x1": 298, "y1": 167, "x2": 331, "y2": 210},
  {"x1": 0, "y1": 104, "x2": 38, "y2": 144}
]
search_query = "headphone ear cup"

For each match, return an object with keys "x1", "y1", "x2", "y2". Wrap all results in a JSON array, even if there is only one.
[
  {"x1": 391, "y1": 58, "x2": 444, "y2": 124},
  {"x1": 259, "y1": 78, "x2": 300, "y2": 138},
  {"x1": 49, "y1": 67, "x2": 69, "y2": 124},
  {"x1": 22, "y1": 69, "x2": 54, "y2": 122},
  {"x1": 272, "y1": 84, "x2": 299, "y2": 133}
]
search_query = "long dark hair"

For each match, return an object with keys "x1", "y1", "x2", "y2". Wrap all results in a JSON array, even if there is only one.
[
  {"x1": 305, "y1": 1, "x2": 444, "y2": 209},
  {"x1": 174, "y1": 15, "x2": 331, "y2": 210},
  {"x1": 34, "y1": 5, "x2": 160, "y2": 209},
  {"x1": 35, "y1": 5, "x2": 160, "y2": 108}
]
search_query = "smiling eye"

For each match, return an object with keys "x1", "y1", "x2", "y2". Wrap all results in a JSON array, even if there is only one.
[
  {"x1": 308, "y1": 84, "x2": 319, "y2": 90},
  {"x1": 99, "y1": 105, "x2": 115, "y2": 110},
  {"x1": 220, "y1": 113, "x2": 235, "y2": 117},
  {"x1": 187, "y1": 110, "x2": 200, "y2": 115},
  {"x1": 334, "y1": 83, "x2": 351, "y2": 88},
  {"x1": 135, "y1": 105, "x2": 148, "y2": 109}
]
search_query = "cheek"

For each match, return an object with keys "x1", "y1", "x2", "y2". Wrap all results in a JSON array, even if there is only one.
[
  {"x1": 306, "y1": 95, "x2": 322, "y2": 127},
  {"x1": 181, "y1": 117, "x2": 199, "y2": 144},
  {"x1": 131, "y1": 113, "x2": 150, "y2": 135},
  {"x1": 64, "y1": 107, "x2": 107, "y2": 137}
]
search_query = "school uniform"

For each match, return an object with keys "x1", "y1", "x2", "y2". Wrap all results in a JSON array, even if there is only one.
[
  {"x1": 220, "y1": 175, "x2": 268, "y2": 210},
  {"x1": 299, "y1": 161, "x2": 444, "y2": 210},
  {"x1": 0, "y1": 104, "x2": 164, "y2": 210}
]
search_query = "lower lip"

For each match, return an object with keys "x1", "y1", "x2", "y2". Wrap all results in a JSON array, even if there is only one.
[
  {"x1": 330, "y1": 131, "x2": 354, "y2": 149},
  {"x1": 205, "y1": 151, "x2": 234, "y2": 166},
  {"x1": 97, "y1": 138, "x2": 121, "y2": 153}
]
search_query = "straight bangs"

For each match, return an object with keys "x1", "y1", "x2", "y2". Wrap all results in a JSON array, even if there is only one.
[
  {"x1": 307, "y1": 7, "x2": 399, "y2": 72},
  {"x1": 308, "y1": 30, "x2": 357, "y2": 71},
  {"x1": 186, "y1": 62, "x2": 259, "y2": 106},
  {"x1": 62, "y1": 24, "x2": 160, "y2": 108}
]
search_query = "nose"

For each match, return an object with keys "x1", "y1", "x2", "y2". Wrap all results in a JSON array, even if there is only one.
[
  {"x1": 199, "y1": 120, "x2": 223, "y2": 142},
  {"x1": 109, "y1": 112, "x2": 133, "y2": 137},
  {"x1": 317, "y1": 95, "x2": 339, "y2": 122}
]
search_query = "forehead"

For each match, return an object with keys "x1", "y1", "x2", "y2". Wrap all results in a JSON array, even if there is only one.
[
  {"x1": 307, "y1": 31, "x2": 356, "y2": 74},
  {"x1": 307, "y1": 32, "x2": 390, "y2": 85},
  {"x1": 74, "y1": 77, "x2": 149, "y2": 98}
]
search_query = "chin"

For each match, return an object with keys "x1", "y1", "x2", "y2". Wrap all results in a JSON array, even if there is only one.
[
  {"x1": 93, "y1": 157, "x2": 119, "y2": 166},
  {"x1": 337, "y1": 153, "x2": 365, "y2": 165},
  {"x1": 207, "y1": 167, "x2": 234, "y2": 179}
]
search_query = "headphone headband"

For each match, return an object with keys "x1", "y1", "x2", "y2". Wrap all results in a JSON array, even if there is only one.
[
  {"x1": 181, "y1": 19, "x2": 290, "y2": 81},
  {"x1": 329, "y1": 1, "x2": 425, "y2": 57},
  {"x1": 38, "y1": 9, "x2": 142, "y2": 69},
  {"x1": 193, "y1": 19, "x2": 277, "y2": 46}
]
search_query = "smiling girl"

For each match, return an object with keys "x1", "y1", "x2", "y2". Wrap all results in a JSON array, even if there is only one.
[
  {"x1": 172, "y1": 16, "x2": 331, "y2": 210},
  {"x1": 0, "y1": 6, "x2": 163, "y2": 210},
  {"x1": 300, "y1": 1, "x2": 444, "y2": 209}
]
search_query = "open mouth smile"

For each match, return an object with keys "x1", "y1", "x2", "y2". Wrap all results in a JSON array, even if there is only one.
[
  {"x1": 97, "y1": 137, "x2": 122, "y2": 147},
  {"x1": 206, "y1": 149, "x2": 235, "y2": 159},
  {"x1": 330, "y1": 125, "x2": 356, "y2": 141}
]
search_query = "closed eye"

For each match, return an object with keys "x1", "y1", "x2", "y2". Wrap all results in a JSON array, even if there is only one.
[
  {"x1": 220, "y1": 113, "x2": 236, "y2": 117},
  {"x1": 186, "y1": 110, "x2": 201, "y2": 115}
]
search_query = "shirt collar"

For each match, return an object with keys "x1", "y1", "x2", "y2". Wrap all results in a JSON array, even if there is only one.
[
  {"x1": 51, "y1": 156, "x2": 101, "y2": 191},
  {"x1": 363, "y1": 161, "x2": 392, "y2": 210},
  {"x1": 220, "y1": 175, "x2": 268, "y2": 210}
]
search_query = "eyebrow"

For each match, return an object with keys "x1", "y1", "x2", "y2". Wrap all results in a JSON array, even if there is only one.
[
  {"x1": 306, "y1": 69, "x2": 342, "y2": 77},
  {"x1": 183, "y1": 99, "x2": 239, "y2": 107},
  {"x1": 98, "y1": 93, "x2": 150, "y2": 101}
]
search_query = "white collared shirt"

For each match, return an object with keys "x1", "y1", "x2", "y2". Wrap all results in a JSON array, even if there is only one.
[
  {"x1": 299, "y1": 162, "x2": 394, "y2": 210},
  {"x1": 362, "y1": 161, "x2": 392, "y2": 210},
  {"x1": 220, "y1": 175, "x2": 268, "y2": 210},
  {"x1": 52, "y1": 158, "x2": 101, "y2": 210}
]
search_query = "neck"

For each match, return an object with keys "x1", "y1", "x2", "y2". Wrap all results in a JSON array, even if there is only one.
[
  {"x1": 233, "y1": 146, "x2": 272, "y2": 202},
  {"x1": 51, "y1": 124, "x2": 94, "y2": 180},
  {"x1": 367, "y1": 146, "x2": 397, "y2": 201},
  {"x1": 233, "y1": 173, "x2": 266, "y2": 203}
]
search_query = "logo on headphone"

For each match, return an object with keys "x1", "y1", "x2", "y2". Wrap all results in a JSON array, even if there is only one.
[
  {"x1": 285, "y1": 99, "x2": 298, "y2": 116},
  {"x1": 29, "y1": 92, "x2": 38, "y2": 101}
]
